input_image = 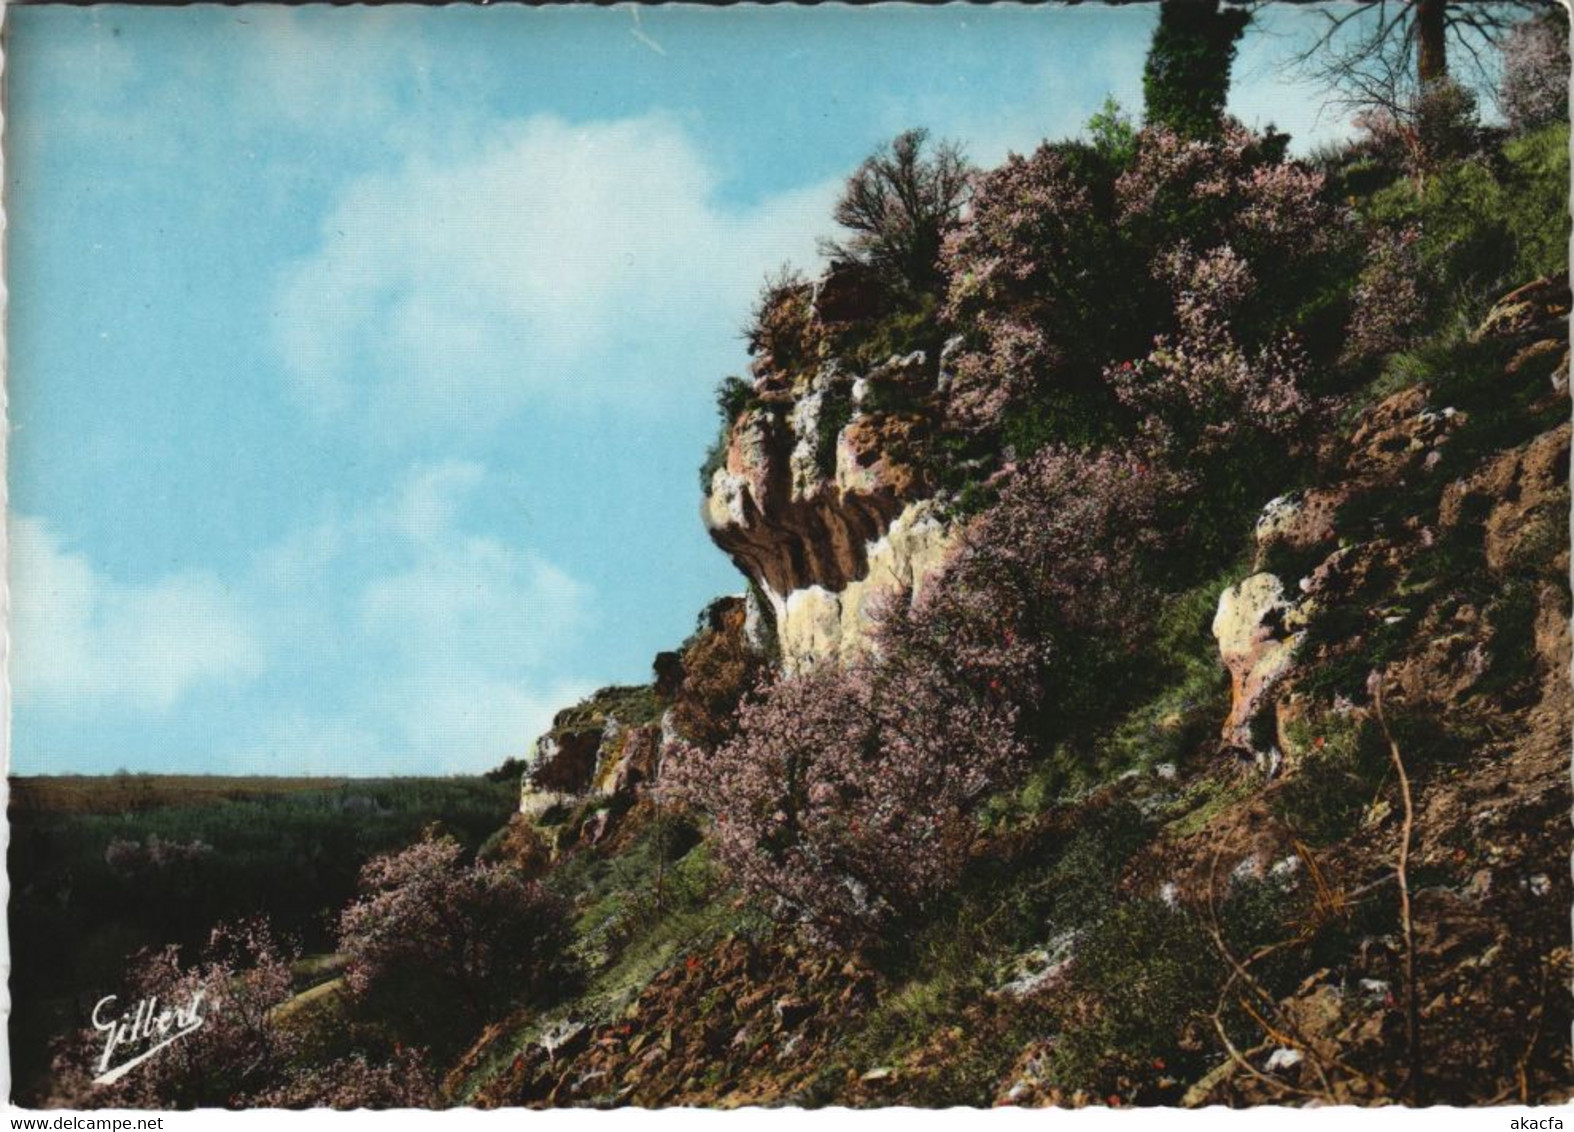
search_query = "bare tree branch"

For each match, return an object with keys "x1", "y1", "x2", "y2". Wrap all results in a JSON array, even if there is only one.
[{"x1": 1276, "y1": 0, "x2": 1549, "y2": 115}]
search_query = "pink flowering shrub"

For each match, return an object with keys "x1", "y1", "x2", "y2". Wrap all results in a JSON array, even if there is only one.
[
  {"x1": 1113, "y1": 124, "x2": 1342, "y2": 337},
  {"x1": 249, "y1": 1049, "x2": 439, "y2": 1110},
  {"x1": 1108, "y1": 245, "x2": 1318, "y2": 458},
  {"x1": 45, "y1": 919, "x2": 298, "y2": 1109},
  {"x1": 103, "y1": 834, "x2": 215, "y2": 878},
  {"x1": 335, "y1": 836, "x2": 574, "y2": 1050},
  {"x1": 1118, "y1": 127, "x2": 1334, "y2": 239},
  {"x1": 663, "y1": 661, "x2": 1022, "y2": 946},
  {"x1": 1341, "y1": 225, "x2": 1427, "y2": 365},
  {"x1": 940, "y1": 142, "x2": 1137, "y2": 432},
  {"x1": 663, "y1": 446, "x2": 1173, "y2": 944},
  {"x1": 939, "y1": 123, "x2": 1346, "y2": 448},
  {"x1": 902, "y1": 444, "x2": 1176, "y2": 735}
]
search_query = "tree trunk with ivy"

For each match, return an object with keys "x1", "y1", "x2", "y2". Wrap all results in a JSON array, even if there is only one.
[
  {"x1": 1416, "y1": 0, "x2": 1449, "y2": 84},
  {"x1": 1142, "y1": 0, "x2": 1251, "y2": 140}
]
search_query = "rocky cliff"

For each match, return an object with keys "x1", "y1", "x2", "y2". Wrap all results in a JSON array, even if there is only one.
[
  {"x1": 518, "y1": 685, "x2": 665, "y2": 823},
  {"x1": 514, "y1": 264, "x2": 978, "y2": 839},
  {"x1": 701, "y1": 266, "x2": 962, "y2": 673},
  {"x1": 479, "y1": 270, "x2": 1571, "y2": 1109},
  {"x1": 516, "y1": 596, "x2": 767, "y2": 853}
]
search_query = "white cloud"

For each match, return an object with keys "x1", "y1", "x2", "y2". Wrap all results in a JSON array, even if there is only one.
[
  {"x1": 9, "y1": 515, "x2": 264, "y2": 715},
  {"x1": 255, "y1": 515, "x2": 344, "y2": 589},
  {"x1": 226, "y1": 8, "x2": 408, "y2": 132},
  {"x1": 348, "y1": 462, "x2": 590, "y2": 676},
  {"x1": 383, "y1": 671, "x2": 593, "y2": 775},
  {"x1": 273, "y1": 112, "x2": 837, "y2": 426},
  {"x1": 238, "y1": 672, "x2": 592, "y2": 777},
  {"x1": 359, "y1": 535, "x2": 587, "y2": 672},
  {"x1": 10, "y1": 458, "x2": 597, "y2": 774},
  {"x1": 229, "y1": 460, "x2": 595, "y2": 773},
  {"x1": 387, "y1": 459, "x2": 486, "y2": 544}
]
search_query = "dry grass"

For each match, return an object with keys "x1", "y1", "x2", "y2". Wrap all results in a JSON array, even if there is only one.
[{"x1": 8, "y1": 774, "x2": 353, "y2": 815}]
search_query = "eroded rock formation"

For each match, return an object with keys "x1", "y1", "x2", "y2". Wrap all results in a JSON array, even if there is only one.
[
  {"x1": 702, "y1": 272, "x2": 961, "y2": 673},
  {"x1": 519, "y1": 685, "x2": 664, "y2": 818}
]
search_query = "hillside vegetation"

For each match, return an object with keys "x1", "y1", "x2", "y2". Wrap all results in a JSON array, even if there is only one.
[{"x1": 458, "y1": 114, "x2": 1570, "y2": 1108}]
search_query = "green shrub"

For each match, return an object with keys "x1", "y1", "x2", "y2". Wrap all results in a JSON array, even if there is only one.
[
  {"x1": 838, "y1": 292, "x2": 944, "y2": 373},
  {"x1": 814, "y1": 382, "x2": 854, "y2": 477},
  {"x1": 1501, "y1": 123, "x2": 1572, "y2": 283},
  {"x1": 1085, "y1": 96, "x2": 1139, "y2": 170},
  {"x1": 1362, "y1": 122, "x2": 1570, "y2": 331},
  {"x1": 1271, "y1": 714, "x2": 1389, "y2": 846},
  {"x1": 1051, "y1": 873, "x2": 1299, "y2": 1098},
  {"x1": 1050, "y1": 899, "x2": 1218, "y2": 1090},
  {"x1": 698, "y1": 376, "x2": 758, "y2": 491}
]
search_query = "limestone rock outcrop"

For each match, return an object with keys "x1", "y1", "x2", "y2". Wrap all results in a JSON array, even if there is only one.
[
  {"x1": 1471, "y1": 271, "x2": 1570, "y2": 345},
  {"x1": 519, "y1": 685, "x2": 663, "y2": 817},
  {"x1": 1218, "y1": 273, "x2": 1570, "y2": 769},
  {"x1": 517, "y1": 597, "x2": 770, "y2": 833},
  {"x1": 704, "y1": 397, "x2": 958, "y2": 673},
  {"x1": 703, "y1": 396, "x2": 925, "y2": 598},
  {"x1": 771, "y1": 499, "x2": 956, "y2": 673},
  {"x1": 1213, "y1": 573, "x2": 1307, "y2": 761},
  {"x1": 702, "y1": 266, "x2": 962, "y2": 673}
]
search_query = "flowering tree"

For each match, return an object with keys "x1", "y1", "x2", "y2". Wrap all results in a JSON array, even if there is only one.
[
  {"x1": 915, "y1": 444, "x2": 1177, "y2": 733},
  {"x1": 1499, "y1": 11, "x2": 1570, "y2": 132},
  {"x1": 1112, "y1": 124, "x2": 1340, "y2": 280},
  {"x1": 663, "y1": 662, "x2": 1022, "y2": 946},
  {"x1": 335, "y1": 836, "x2": 574, "y2": 1050}
]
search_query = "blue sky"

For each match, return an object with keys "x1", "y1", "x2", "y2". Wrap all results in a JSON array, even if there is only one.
[{"x1": 7, "y1": 3, "x2": 1365, "y2": 776}]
